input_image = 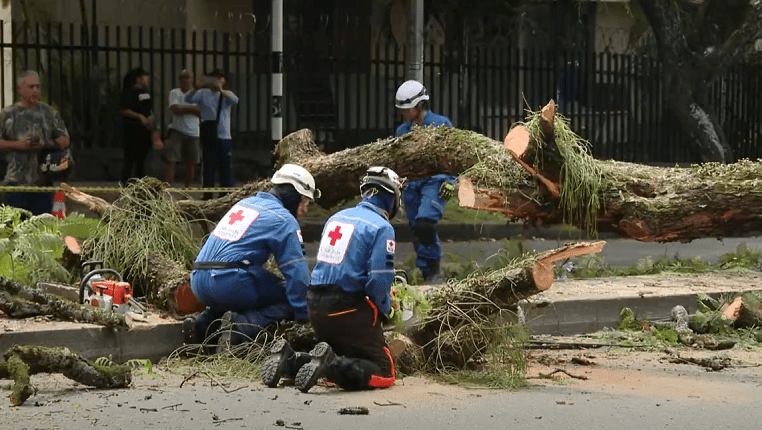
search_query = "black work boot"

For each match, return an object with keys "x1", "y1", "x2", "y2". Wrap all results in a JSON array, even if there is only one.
[
  {"x1": 295, "y1": 342, "x2": 336, "y2": 393},
  {"x1": 216, "y1": 311, "x2": 243, "y2": 353},
  {"x1": 261, "y1": 339, "x2": 311, "y2": 387},
  {"x1": 182, "y1": 316, "x2": 197, "y2": 345},
  {"x1": 424, "y1": 259, "x2": 443, "y2": 284}
]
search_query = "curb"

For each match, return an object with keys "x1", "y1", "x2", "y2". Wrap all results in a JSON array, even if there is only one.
[
  {"x1": 0, "y1": 322, "x2": 183, "y2": 364},
  {"x1": 2, "y1": 289, "x2": 750, "y2": 363}
]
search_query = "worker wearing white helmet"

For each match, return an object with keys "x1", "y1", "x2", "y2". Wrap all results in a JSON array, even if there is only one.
[
  {"x1": 394, "y1": 80, "x2": 456, "y2": 283},
  {"x1": 263, "y1": 167, "x2": 404, "y2": 392},
  {"x1": 186, "y1": 164, "x2": 320, "y2": 352}
]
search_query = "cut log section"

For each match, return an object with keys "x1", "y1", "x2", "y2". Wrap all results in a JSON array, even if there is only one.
[{"x1": 60, "y1": 182, "x2": 111, "y2": 217}]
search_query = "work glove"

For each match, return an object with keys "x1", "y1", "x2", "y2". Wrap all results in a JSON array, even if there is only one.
[{"x1": 438, "y1": 181, "x2": 456, "y2": 200}]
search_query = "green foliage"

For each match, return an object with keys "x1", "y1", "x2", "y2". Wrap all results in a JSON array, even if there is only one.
[
  {"x1": 387, "y1": 280, "x2": 431, "y2": 330},
  {"x1": 717, "y1": 243, "x2": 761, "y2": 270},
  {"x1": 86, "y1": 178, "x2": 200, "y2": 295},
  {"x1": 437, "y1": 325, "x2": 529, "y2": 390},
  {"x1": 565, "y1": 243, "x2": 760, "y2": 280},
  {"x1": 0, "y1": 206, "x2": 99, "y2": 286},
  {"x1": 617, "y1": 308, "x2": 643, "y2": 331}
]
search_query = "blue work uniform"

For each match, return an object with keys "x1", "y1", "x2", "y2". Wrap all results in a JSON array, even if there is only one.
[
  {"x1": 395, "y1": 110, "x2": 456, "y2": 274},
  {"x1": 311, "y1": 201, "x2": 396, "y2": 316},
  {"x1": 308, "y1": 199, "x2": 397, "y2": 390},
  {"x1": 190, "y1": 191, "x2": 310, "y2": 340}
]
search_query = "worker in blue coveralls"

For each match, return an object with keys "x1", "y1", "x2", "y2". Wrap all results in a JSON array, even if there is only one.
[
  {"x1": 184, "y1": 164, "x2": 320, "y2": 353},
  {"x1": 261, "y1": 166, "x2": 404, "y2": 392},
  {"x1": 394, "y1": 80, "x2": 456, "y2": 283}
]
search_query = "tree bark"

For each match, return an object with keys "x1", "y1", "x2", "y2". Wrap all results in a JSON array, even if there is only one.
[
  {"x1": 0, "y1": 346, "x2": 131, "y2": 406},
  {"x1": 461, "y1": 100, "x2": 762, "y2": 242},
  {"x1": 175, "y1": 127, "x2": 508, "y2": 221}
]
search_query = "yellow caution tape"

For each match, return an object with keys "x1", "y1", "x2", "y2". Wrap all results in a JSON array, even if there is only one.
[{"x1": 0, "y1": 185, "x2": 242, "y2": 194}]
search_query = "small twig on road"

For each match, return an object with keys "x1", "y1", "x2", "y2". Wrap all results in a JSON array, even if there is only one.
[
  {"x1": 202, "y1": 371, "x2": 248, "y2": 393},
  {"x1": 338, "y1": 406, "x2": 370, "y2": 415},
  {"x1": 161, "y1": 403, "x2": 189, "y2": 411},
  {"x1": 213, "y1": 417, "x2": 243, "y2": 426},
  {"x1": 180, "y1": 370, "x2": 200, "y2": 388},
  {"x1": 285, "y1": 425, "x2": 304, "y2": 430},
  {"x1": 139, "y1": 407, "x2": 158, "y2": 412},
  {"x1": 373, "y1": 400, "x2": 406, "y2": 408},
  {"x1": 528, "y1": 340, "x2": 620, "y2": 350},
  {"x1": 541, "y1": 368, "x2": 588, "y2": 380}
]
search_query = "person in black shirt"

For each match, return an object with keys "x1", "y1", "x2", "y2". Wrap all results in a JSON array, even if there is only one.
[{"x1": 120, "y1": 67, "x2": 162, "y2": 184}]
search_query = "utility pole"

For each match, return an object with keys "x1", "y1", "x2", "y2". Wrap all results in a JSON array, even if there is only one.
[
  {"x1": 0, "y1": 2, "x2": 11, "y2": 107},
  {"x1": 408, "y1": 0, "x2": 424, "y2": 82},
  {"x1": 271, "y1": 0, "x2": 283, "y2": 149}
]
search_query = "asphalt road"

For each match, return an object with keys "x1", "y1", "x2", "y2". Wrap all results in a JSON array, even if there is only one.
[{"x1": 3, "y1": 362, "x2": 760, "y2": 430}]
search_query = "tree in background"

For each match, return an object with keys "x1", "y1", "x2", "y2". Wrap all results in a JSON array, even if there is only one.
[{"x1": 635, "y1": 0, "x2": 762, "y2": 163}]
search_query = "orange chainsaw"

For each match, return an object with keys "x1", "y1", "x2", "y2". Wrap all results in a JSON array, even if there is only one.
[{"x1": 79, "y1": 260, "x2": 145, "y2": 314}]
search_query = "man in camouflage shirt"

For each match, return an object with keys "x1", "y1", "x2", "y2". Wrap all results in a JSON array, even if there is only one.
[{"x1": 0, "y1": 70, "x2": 70, "y2": 215}]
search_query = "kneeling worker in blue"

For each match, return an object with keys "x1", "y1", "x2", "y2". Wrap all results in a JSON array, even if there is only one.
[
  {"x1": 186, "y1": 164, "x2": 319, "y2": 351},
  {"x1": 262, "y1": 167, "x2": 404, "y2": 391}
]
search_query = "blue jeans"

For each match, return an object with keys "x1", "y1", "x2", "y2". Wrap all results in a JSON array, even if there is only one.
[
  {"x1": 190, "y1": 266, "x2": 294, "y2": 341},
  {"x1": 201, "y1": 138, "x2": 233, "y2": 200},
  {"x1": 403, "y1": 176, "x2": 452, "y2": 268}
]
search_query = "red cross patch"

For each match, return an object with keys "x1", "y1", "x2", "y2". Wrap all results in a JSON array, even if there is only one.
[{"x1": 386, "y1": 239, "x2": 396, "y2": 254}]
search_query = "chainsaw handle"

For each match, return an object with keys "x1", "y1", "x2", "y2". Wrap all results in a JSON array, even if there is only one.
[{"x1": 79, "y1": 269, "x2": 123, "y2": 304}]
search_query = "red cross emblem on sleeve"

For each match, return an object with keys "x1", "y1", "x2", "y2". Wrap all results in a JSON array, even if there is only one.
[
  {"x1": 328, "y1": 225, "x2": 343, "y2": 245},
  {"x1": 227, "y1": 210, "x2": 245, "y2": 225}
]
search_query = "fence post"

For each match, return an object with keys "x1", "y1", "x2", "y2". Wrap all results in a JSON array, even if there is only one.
[
  {"x1": 271, "y1": 0, "x2": 283, "y2": 149},
  {"x1": 0, "y1": 17, "x2": 11, "y2": 108}
]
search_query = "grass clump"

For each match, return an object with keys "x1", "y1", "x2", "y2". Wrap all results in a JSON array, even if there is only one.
[{"x1": 85, "y1": 177, "x2": 199, "y2": 296}]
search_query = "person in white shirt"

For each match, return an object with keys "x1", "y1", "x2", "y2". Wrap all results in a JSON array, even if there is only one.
[{"x1": 163, "y1": 70, "x2": 201, "y2": 187}]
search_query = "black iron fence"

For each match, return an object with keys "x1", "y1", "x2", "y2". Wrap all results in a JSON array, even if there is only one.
[{"x1": 2, "y1": 20, "x2": 761, "y2": 182}]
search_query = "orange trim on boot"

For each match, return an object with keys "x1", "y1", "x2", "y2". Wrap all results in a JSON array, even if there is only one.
[{"x1": 368, "y1": 347, "x2": 396, "y2": 388}]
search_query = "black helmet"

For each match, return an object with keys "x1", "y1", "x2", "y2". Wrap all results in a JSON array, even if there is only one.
[
  {"x1": 360, "y1": 166, "x2": 405, "y2": 219},
  {"x1": 38, "y1": 147, "x2": 74, "y2": 181}
]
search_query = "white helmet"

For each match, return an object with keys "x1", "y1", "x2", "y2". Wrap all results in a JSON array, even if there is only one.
[
  {"x1": 360, "y1": 166, "x2": 405, "y2": 219},
  {"x1": 271, "y1": 164, "x2": 321, "y2": 200},
  {"x1": 395, "y1": 80, "x2": 429, "y2": 109}
]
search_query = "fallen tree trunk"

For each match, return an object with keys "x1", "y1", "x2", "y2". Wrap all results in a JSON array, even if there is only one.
[
  {"x1": 0, "y1": 346, "x2": 131, "y2": 406},
  {"x1": 460, "y1": 100, "x2": 762, "y2": 242},
  {"x1": 146, "y1": 253, "x2": 203, "y2": 317},
  {"x1": 408, "y1": 241, "x2": 604, "y2": 369},
  {"x1": 0, "y1": 277, "x2": 127, "y2": 329},
  {"x1": 175, "y1": 128, "x2": 510, "y2": 221}
]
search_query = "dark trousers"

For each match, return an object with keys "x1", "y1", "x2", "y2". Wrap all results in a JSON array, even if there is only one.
[
  {"x1": 4, "y1": 185, "x2": 53, "y2": 215},
  {"x1": 307, "y1": 287, "x2": 395, "y2": 390},
  {"x1": 201, "y1": 133, "x2": 233, "y2": 200},
  {"x1": 122, "y1": 124, "x2": 151, "y2": 184}
]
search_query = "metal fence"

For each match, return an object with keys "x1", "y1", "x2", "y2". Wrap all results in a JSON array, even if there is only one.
[{"x1": 2, "y1": 20, "x2": 761, "y2": 181}]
